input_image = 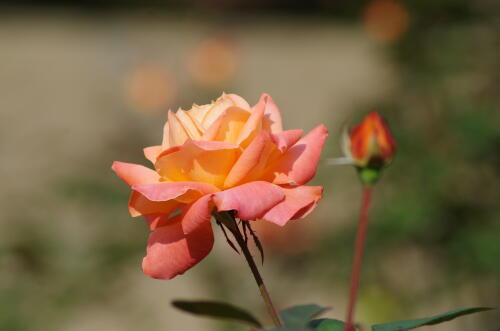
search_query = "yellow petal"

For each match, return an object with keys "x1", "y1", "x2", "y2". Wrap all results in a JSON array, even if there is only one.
[
  {"x1": 176, "y1": 110, "x2": 202, "y2": 139},
  {"x1": 213, "y1": 107, "x2": 250, "y2": 144},
  {"x1": 162, "y1": 120, "x2": 170, "y2": 149},
  {"x1": 188, "y1": 104, "x2": 211, "y2": 129},
  {"x1": 224, "y1": 131, "x2": 277, "y2": 188},
  {"x1": 221, "y1": 93, "x2": 251, "y2": 109},
  {"x1": 236, "y1": 100, "x2": 265, "y2": 148},
  {"x1": 168, "y1": 110, "x2": 189, "y2": 146},
  {"x1": 202, "y1": 97, "x2": 234, "y2": 128},
  {"x1": 155, "y1": 140, "x2": 240, "y2": 188}
]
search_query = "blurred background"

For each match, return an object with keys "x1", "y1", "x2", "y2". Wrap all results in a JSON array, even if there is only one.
[{"x1": 0, "y1": 0, "x2": 499, "y2": 330}]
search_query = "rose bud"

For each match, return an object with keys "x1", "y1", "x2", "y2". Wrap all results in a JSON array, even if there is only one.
[{"x1": 343, "y1": 112, "x2": 395, "y2": 185}]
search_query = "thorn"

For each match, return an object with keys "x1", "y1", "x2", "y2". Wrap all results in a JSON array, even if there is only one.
[
  {"x1": 242, "y1": 221, "x2": 249, "y2": 244},
  {"x1": 217, "y1": 221, "x2": 239, "y2": 254},
  {"x1": 247, "y1": 222, "x2": 264, "y2": 265}
]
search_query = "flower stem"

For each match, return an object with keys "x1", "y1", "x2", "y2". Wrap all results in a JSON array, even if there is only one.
[
  {"x1": 215, "y1": 211, "x2": 283, "y2": 327},
  {"x1": 344, "y1": 186, "x2": 373, "y2": 331}
]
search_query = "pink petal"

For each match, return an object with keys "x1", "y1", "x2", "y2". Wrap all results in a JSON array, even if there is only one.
[
  {"x1": 271, "y1": 129, "x2": 303, "y2": 152},
  {"x1": 180, "y1": 194, "x2": 214, "y2": 234},
  {"x1": 143, "y1": 145, "x2": 163, "y2": 164},
  {"x1": 213, "y1": 181, "x2": 285, "y2": 220},
  {"x1": 145, "y1": 214, "x2": 171, "y2": 230},
  {"x1": 145, "y1": 193, "x2": 213, "y2": 232},
  {"x1": 142, "y1": 215, "x2": 214, "y2": 280},
  {"x1": 256, "y1": 94, "x2": 283, "y2": 133},
  {"x1": 269, "y1": 124, "x2": 328, "y2": 185},
  {"x1": 262, "y1": 185, "x2": 323, "y2": 226},
  {"x1": 112, "y1": 161, "x2": 160, "y2": 186},
  {"x1": 132, "y1": 182, "x2": 219, "y2": 203},
  {"x1": 128, "y1": 191, "x2": 181, "y2": 217}
]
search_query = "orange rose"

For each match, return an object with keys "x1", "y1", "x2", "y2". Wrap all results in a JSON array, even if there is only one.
[{"x1": 112, "y1": 93, "x2": 328, "y2": 279}]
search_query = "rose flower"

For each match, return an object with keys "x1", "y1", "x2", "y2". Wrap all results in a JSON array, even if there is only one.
[{"x1": 112, "y1": 93, "x2": 328, "y2": 279}]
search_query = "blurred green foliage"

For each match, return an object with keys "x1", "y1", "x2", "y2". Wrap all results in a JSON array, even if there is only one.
[{"x1": 310, "y1": 1, "x2": 500, "y2": 327}]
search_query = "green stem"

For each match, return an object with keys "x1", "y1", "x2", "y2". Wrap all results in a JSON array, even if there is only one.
[
  {"x1": 214, "y1": 211, "x2": 283, "y2": 327},
  {"x1": 344, "y1": 186, "x2": 373, "y2": 331}
]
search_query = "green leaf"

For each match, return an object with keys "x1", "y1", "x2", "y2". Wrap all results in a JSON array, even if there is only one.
[
  {"x1": 372, "y1": 307, "x2": 494, "y2": 331},
  {"x1": 280, "y1": 304, "x2": 330, "y2": 327},
  {"x1": 263, "y1": 317, "x2": 344, "y2": 331},
  {"x1": 172, "y1": 299, "x2": 262, "y2": 328},
  {"x1": 309, "y1": 318, "x2": 345, "y2": 331}
]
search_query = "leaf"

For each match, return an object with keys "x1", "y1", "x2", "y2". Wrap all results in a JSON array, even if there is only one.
[
  {"x1": 263, "y1": 317, "x2": 343, "y2": 331},
  {"x1": 280, "y1": 304, "x2": 330, "y2": 327},
  {"x1": 172, "y1": 300, "x2": 262, "y2": 328},
  {"x1": 372, "y1": 307, "x2": 494, "y2": 331},
  {"x1": 309, "y1": 318, "x2": 345, "y2": 331}
]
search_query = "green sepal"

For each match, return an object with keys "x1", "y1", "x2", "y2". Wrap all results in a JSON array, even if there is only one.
[{"x1": 357, "y1": 167, "x2": 382, "y2": 186}]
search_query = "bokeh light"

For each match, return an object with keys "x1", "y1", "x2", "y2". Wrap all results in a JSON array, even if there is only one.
[
  {"x1": 363, "y1": 0, "x2": 409, "y2": 43},
  {"x1": 125, "y1": 62, "x2": 177, "y2": 113},
  {"x1": 187, "y1": 36, "x2": 238, "y2": 88}
]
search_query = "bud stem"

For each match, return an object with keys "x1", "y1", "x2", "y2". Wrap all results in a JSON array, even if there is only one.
[
  {"x1": 344, "y1": 186, "x2": 373, "y2": 331},
  {"x1": 214, "y1": 211, "x2": 283, "y2": 327}
]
